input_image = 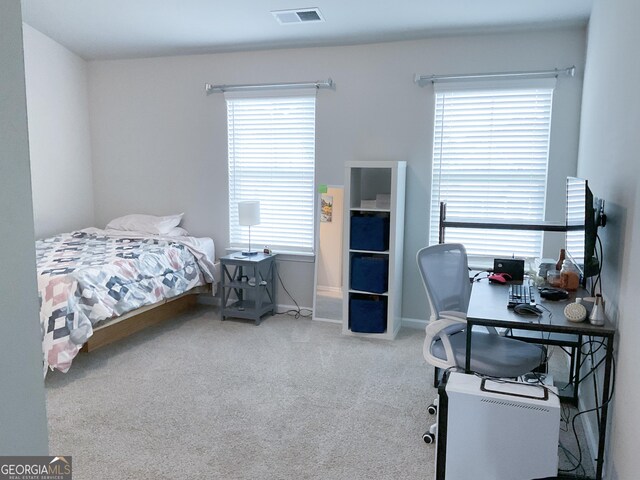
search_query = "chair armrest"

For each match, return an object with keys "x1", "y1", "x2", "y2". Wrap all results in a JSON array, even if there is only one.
[
  {"x1": 439, "y1": 311, "x2": 467, "y2": 322},
  {"x1": 440, "y1": 310, "x2": 498, "y2": 335},
  {"x1": 424, "y1": 318, "x2": 465, "y2": 369}
]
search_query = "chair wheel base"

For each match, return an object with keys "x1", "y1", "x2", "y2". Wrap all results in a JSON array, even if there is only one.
[
  {"x1": 427, "y1": 403, "x2": 437, "y2": 415},
  {"x1": 422, "y1": 432, "x2": 435, "y2": 444}
]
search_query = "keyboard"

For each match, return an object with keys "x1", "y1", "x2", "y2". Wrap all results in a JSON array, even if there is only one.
[{"x1": 508, "y1": 283, "x2": 536, "y2": 308}]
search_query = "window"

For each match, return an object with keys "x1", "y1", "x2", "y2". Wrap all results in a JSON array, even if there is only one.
[
  {"x1": 226, "y1": 91, "x2": 316, "y2": 254},
  {"x1": 429, "y1": 80, "x2": 555, "y2": 258}
]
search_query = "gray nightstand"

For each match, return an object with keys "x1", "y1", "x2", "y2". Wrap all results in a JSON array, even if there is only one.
[{"x1": 220, "y1": 252, "x2": 276, "y2": 325}]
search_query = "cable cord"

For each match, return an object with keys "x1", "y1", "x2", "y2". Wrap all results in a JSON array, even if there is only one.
[
  {"x1": 274, "y1": 264, "x2": 312, "y2": 319},
  {"x1": 589, "y1": 336, "x2": 602, "y2": 427},
  {"x1": 575, "y1": 341, "x2": 608, "y2": 386},
  {"x1": 590, "y1": 234, "x2": 604, "y2": 297},
  {"x1": 472, "y1": 270, "x2": 491, "y2": 282},
  {"x1": 567, "y1": 339, "x2": 607, "y2": 391},
  {"x1": 558, "y1": 344, "x2": 616, "y2": 474},
  {"x1": 560, "y1": 404, "x2": 572, "y2": 431},
  {"x1": 559, "y1": 442, "x2": 586, "y2": 477}
]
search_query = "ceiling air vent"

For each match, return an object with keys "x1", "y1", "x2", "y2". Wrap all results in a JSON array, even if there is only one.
[{"x1": 272, "y1": 8, "x2": 324, "y2": 25}]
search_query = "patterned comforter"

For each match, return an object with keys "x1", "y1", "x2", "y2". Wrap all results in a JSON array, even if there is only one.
[{"x1": 36, "y1": 230, "x2": 214, "y2": 374}]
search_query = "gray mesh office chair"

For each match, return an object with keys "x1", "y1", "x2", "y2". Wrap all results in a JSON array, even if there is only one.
[{"x1": 417, "y1": 244, "x2": 545, "y2": 442}]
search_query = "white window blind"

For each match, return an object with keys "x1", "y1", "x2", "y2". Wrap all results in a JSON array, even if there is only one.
[
  {"x1": 429, "y1": 80, "x2": 555, "y2": 258},
  {"x1": 227, "y1": 91, "x2": 316, "y2": 253}
]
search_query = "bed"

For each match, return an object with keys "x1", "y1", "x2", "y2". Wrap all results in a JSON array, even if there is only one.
[{"x1": 36, "y1": 220, "x2": 218, "y2": 375}]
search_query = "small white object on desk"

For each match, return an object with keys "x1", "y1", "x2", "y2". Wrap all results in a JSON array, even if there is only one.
[
  {"x1": 589, "y1": 294, "x2": 606, "y2": 326},
  {"x1": 564, "y1": 300, "x2": 587, "y2": 323}
]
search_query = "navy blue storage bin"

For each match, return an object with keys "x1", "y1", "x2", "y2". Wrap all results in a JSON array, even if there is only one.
[
  {"x1": 351, "y1": 255, "x2": 388, "y2": 293},
  {"x1": 349, "y1": 296, "x2": 387, "y2": 333},
  {"x1": 350, "y1": 216, "x2": 389, "y2": 251}
]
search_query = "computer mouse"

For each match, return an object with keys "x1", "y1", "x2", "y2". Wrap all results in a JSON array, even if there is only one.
[
  {"x1": 514, "y1": 303, "x2": 543, "y2": 316},
  {"x1": 488, "y1": 272, "x2": 512, "y2": 284}
]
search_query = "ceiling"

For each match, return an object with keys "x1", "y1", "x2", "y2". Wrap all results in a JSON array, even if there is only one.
[{"x1": 21, "y1": 0, "x2": 593, "y2": 60}]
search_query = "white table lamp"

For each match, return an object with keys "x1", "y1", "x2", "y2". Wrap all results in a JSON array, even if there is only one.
[{"x1": 238, "y1": 200, "x2": 260, "y2": 256}]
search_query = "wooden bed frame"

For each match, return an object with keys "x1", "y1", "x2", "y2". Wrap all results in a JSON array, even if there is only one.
[{"x1": 80, "y1": 284, "x2": 212, "y2": 353}]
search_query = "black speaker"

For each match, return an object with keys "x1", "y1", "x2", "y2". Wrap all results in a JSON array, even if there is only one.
[{"x1": 493, "y1": 258, "x2": 525, "y2": 281}]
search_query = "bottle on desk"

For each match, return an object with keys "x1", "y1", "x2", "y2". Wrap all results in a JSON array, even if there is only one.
[
  {"x1": 589, "y1": 294, "x2": 606, "y2": 325},
  {"x1": 560, "y1": 260, "x2": 580, "y2": 291},
  {"x1": 555, "y1": 249, "x2": 566, "y2": 271}
]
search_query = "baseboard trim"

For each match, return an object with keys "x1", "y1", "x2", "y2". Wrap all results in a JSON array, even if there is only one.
[
  {"x1": 197, "y1": 298, "x2": 315, "y2": 318},
  {"x1": 196, "y1": 300, "x2": 425, "y2": 330},
  {"x1": 402, "y1": 317, "x2": 428, "y2": 329}
]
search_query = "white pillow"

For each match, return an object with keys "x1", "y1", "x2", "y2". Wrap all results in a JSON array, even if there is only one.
[
  {"x1": 106, "y1": 213, "x2": 184, "y2": 235},
  {"x1": 164, "y1": 226, "x2": 189, "y2": 237}
]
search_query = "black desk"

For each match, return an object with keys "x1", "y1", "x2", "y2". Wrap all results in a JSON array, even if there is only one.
[{"x1": 466, "y1": 281, "x2": 615, "y2": 480}]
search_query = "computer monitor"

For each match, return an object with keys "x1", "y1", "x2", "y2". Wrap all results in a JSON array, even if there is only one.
[{"x1": 565, "y1": 177, "x2": 602, "y2": 285}]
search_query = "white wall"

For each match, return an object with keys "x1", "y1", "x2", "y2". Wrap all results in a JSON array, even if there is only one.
[
  {"x1": 577, "y1": 0, "x2": 640, "y2": 477},
  {"x1": 0, "y1": 0, "x2": 48, "y2": 455},
  {"x1": 88, "y1": 28, "x2": 586, "y2": 318},
  {"x1": 23, "y1": 23, "x2": 94, "y2": 239}
]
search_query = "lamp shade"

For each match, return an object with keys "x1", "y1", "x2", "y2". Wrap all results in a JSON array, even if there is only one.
[{"x1": 238, "y1": 200, "x2": 260, "y2": 226}]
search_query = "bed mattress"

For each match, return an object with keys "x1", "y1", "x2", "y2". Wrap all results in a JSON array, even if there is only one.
[{"x1": 36, "y1": 229, "x2": 216, "y2": 374}]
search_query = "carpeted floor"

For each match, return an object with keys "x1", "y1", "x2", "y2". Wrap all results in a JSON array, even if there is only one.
[
  {"x1": 46, "y1": 305, "x2": 594, "y2": 479},
  {"x1": 46, "y1": 306, "x2": 435, "y2": 479}
]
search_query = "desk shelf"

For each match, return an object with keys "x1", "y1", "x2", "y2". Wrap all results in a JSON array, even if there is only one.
[{"x1": 437, "y1": 202, "x2": 581, "y2": 244}]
